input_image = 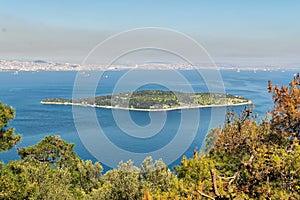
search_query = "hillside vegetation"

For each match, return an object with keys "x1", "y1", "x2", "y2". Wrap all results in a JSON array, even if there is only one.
[{"x1": 41, "y1": 90, "x2": 250, "y2": 110}]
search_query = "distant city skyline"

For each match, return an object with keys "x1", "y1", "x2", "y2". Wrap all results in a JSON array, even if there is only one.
[{"x1": 0, "y1": 0, "x2": 300, "y2": 67}]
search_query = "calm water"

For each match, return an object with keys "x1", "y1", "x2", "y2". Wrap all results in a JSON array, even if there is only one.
[{"x1": 0, "y1": 70, "x2": 297, "y2": 170}]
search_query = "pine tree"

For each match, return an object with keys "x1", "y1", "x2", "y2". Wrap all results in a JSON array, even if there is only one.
[{"x1": 0, "y1": 101, "x2": 20, "y2": 152}]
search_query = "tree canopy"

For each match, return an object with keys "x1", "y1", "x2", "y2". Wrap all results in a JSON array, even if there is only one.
[{"x1": 0, "y1": 102, "x2": 20, "y2": 152}]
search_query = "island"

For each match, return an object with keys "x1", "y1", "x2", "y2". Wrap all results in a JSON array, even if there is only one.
[{"x1": 41, "y1": 90, "x2": 252, "y2": 111}]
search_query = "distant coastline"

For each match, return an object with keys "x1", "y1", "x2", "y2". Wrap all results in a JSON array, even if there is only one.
[{"x1": 1, "y1": 59, "x2": 299, "y2": 72}]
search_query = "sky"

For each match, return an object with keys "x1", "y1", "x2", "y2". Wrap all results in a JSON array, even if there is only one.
[{"x1": 0, "y1": 0, "x2": 300, "y2": 66}]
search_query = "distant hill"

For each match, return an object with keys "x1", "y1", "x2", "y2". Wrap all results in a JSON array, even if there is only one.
[{"x1": 34, "y1": 60, "x2": 47, "y2": 63}]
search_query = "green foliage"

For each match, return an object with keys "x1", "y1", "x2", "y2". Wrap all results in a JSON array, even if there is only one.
[
  {"x1": 173, "y1": 154, "x2": 218, "y2": 199},
  {"x1": 140, "y1": 157, "x2": 173, "y2": 196},
  {"x1": 42, "y1": 90, "x2": 249, "y2": 110},
  {"x1": 17, "y1": 135, "x2": 78, "y2": 168},
  {"x1": 0, "y1": 159, "x2": 75, "y2": 200},
  {"x1": 1, "y1": 135, "x2": 102, "y2": 199},
  {"x1": 0, "y1": 101, "x2": 20, "y2": 152},
  {"x1": 0, "y1": 160, "x2": 37, "y2": 199},
  {"x1": 73, "y1": 159, "x2": 103, "y2": 193},
  {"x1": 41, "y1": 98, "x2": 71, "y2": 104},
  {"x1": 90, "y1": 160, "x2": 141, "y2": 200}
]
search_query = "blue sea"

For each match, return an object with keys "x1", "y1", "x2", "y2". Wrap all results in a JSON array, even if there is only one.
[{"x1": 0, "y1": 69, "x2": 297, "y2": 171}]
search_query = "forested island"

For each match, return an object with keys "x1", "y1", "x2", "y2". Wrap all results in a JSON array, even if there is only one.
[{"x1": 41, "y1": 90, "x2": 251, "y2": 111}]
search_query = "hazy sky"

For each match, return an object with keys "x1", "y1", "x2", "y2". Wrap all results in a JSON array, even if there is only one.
[{"x1": 0, "y1": 0, "x2": 300, "y2": 66}]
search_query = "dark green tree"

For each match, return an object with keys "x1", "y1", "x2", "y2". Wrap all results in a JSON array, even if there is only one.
[
  {"x1": 0, "y1": 159, "x2": 76, "y2": 200},
  {"x1": 17, "y1": 135, "x2": 78, "y2": 168},
  {"x1": 89, "y1": 160, "x2": 141, "y2": 200},
  {"x1": 140, "y1": 157, "x2": 173, "y2": 196},
  {"x1": 17, "y1": 135, "x2": 103, "y2": 195},
  {"x1": 0, "y1": 160, "x2": 37, "y2": 199},
  {"x1": 0, "y1": 101, "x2": 20, "y2": 152}
]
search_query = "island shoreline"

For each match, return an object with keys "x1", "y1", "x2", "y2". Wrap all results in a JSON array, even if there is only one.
[{"x1": 41, "y1": 100, "x2": 253, "y2": 112}]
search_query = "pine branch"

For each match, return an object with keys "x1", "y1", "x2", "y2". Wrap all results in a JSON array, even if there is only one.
[
  {"x1": 196, "y1": 190, "x2": 215, "y2": 200},
  {"x1": 210, "y1": 169, "x2": 220, "y2": 197}
]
